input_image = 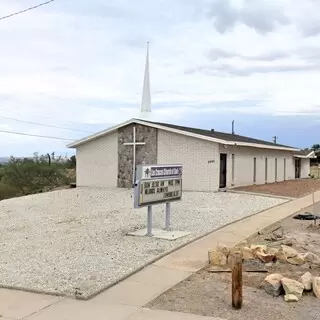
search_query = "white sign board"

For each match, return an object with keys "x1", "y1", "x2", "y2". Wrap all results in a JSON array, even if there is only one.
[{"x1": 134, "y1": 164, "x2": 182, "y2": 208}]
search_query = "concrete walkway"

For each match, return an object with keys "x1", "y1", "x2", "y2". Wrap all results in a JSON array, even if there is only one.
[{"x1": 1, "y1": 190, "x2": 320, "y2": 320}]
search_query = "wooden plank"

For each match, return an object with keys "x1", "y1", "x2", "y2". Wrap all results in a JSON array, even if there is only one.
[{"x1": 208, "y1": 267, "x2": 267, "y2": 273}]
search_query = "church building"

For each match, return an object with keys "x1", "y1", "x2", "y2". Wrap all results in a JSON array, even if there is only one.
[{"x1": 67, "y1": 46, "x2": 314, "y2": 192}]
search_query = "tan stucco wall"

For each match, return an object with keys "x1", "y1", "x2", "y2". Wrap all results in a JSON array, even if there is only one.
[
  {"x1": 76, "y1": 131, "x2": 118, "y2": 187},
  {"x1": 301, "y1": 158, "x2": 311, "y2": 178},
  {"x1": 219, "y1": 145, "x2": 296, "y2": 188},
  {"x1": 157, "y1": 130, "x2": 220, "y2": 191}
]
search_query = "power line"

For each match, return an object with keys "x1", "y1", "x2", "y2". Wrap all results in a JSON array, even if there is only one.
[
  {"x1": 0, "y1": 129, "x2": 74, "y2": 141},
  {"x1": 0, "y1": 115, "x2": 94, "y2": 134},
  {"x1": 0, "y1": 0, "x2": 55, "y2": 21}
]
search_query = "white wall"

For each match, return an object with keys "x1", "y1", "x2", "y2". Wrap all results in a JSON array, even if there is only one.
[
  {"x1": 157, "y1": 130, "x2": 220, "y2": 191},
  {"x1": 220, "y1": 145, "x2": 295, "y2": 188},
  {"x1": 76, "y1": 131, "x2": 118, "y2": 187},
  {"x1": 301, "y1": 158, "x2": 311, "y2": 178}
]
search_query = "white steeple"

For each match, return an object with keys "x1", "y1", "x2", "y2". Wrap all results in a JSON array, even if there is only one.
[{"x1": 139, "y1": 42, "x2": 152, "y2": 119}]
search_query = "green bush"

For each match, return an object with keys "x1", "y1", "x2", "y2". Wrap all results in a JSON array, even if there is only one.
[
  {"x1": 0, "y1": 183, "x2": 20, "y2": 200},
  {"x1": 1, "y1": 154, "x2": 72, "y2": 197}
]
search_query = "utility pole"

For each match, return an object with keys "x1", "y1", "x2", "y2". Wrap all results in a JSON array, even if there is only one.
[{"x1": 272, "y1": 136, "x2": 278, "y2": 144}]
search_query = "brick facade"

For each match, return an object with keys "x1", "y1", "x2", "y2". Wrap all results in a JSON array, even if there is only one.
[
  {"x1": 76, "y1": 131, "x2": 118, "y2": 187},
  {"x1": 157, "y1": 129, "x2": 220, "y2": 191}
]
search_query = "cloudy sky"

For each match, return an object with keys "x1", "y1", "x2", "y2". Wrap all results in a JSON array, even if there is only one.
[{"x1": 0, "y1": 0, "x2": 320, "y2": 157}]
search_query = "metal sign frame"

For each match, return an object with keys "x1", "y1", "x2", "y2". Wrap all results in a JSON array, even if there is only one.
[{"x1": 134, "y1": 164, "x2": 183, "y2": 209}]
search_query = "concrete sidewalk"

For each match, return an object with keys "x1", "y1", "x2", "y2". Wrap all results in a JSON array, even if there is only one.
[{"x1": 1, "y1": 190, "x2": 320, "y2": 320}]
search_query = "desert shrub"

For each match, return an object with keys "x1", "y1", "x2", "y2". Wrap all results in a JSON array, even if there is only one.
[
  {"x1": 66, "y1": 155, "x2": 76, "y2": 169},
  {"x1": 1, "y1": 154, "x2": 71, "y2": 196},
  {"x1": 0, "y1": 183, "x2": 20, "y2": 200}
]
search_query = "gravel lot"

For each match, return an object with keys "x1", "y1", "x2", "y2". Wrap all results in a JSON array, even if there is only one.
[{"x1": 0, "y1": 188, "x2": 286, "y2": 298}]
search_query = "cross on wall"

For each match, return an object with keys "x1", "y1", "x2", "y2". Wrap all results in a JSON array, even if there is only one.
[{"x1": 123, "y1": 126, "x2": 146, "y2": 186}]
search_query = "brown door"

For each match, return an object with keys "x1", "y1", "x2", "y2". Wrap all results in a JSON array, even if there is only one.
[
  {"x1": 220, "y1": 153, "x2": 227, "y2": 188},
  {"x1": 295, "y1": 159, "x2": 301, "y2": 178}
]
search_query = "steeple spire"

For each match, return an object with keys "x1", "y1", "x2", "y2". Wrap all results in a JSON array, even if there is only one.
[{"x1": 139, "y1": 42, "x2": 151, "y2": 119}]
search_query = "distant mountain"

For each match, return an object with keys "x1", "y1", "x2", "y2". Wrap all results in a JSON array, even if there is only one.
[{"x1": 0, "y1": 157, "x2": 9, "y2": 164}]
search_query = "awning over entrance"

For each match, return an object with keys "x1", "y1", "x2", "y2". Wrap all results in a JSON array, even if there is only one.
[{"x1": 293, "y1": 150, "x2": 317, "y2": 159}]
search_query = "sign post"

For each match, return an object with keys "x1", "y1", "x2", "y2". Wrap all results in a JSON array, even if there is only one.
[
  {"x1": 165, "y1": 202, "x2": 171, "y2": 231},
  {"x1": 134, "y1": 164, "x2": 182, "y2": 236},
  {"x1": 147, "y1": 205, "x2": 153, "y2": 236}
]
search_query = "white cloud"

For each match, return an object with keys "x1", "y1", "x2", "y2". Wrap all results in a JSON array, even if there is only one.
[{"x1": 0, "y1": 0, "x2": 320, "y2": 155}]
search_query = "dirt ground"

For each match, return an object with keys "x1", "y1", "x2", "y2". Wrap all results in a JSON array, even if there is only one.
[
  {"x1": 234, "y1": 178, "x2": 320, "y2": 198},
  {"x1": 148, "y1": 205, "x2": 320, "y2": 320}
]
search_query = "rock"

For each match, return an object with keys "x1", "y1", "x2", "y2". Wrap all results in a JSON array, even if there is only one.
[
  {"x1": 241, "y1": 247, "x2": 255, "y2": 260},
  {"x1": 265, "y1": 234, "x2": 278, "y2": 241},
  {"x1": 263, "y1": 273, "x2": 283, "y2": 297},
  {"x1": 284, "y1": 294, "x2": 299, "y2": 302},
  {"x1": 287, "y1": 254, "x2": 305, "y2": 265},
  {"x1": 281, "y1": 245, "x2": 298, "y2": 258},
  {"x1": 238, "y1": 240, "x2": 248, "y2": 247},
  {"x1": 281, "y1": 277, "x2": 304, "y2": 298},
  {"x1": 302, "y1": 252, "x2": 320, "y2": 265},
  {"x1": 265, "y1": 262, "x2": 273, "y2": 268},
  {"x1": 216, "y1": 245, "x2": 230, "y2": 258},
  {"x1": 275, "y1": 250, "x2": 287, "y2": 263},
  {"x1": 273, "y1": 227, "x2": 283, "y2": 238},
  {"x1": 256, "y1": 252, "x2": 275, "y2": 263},
  {"x1": 299, "y1": 272, "x2": 313, "y2": 291},
  {"x1": 208, "y1": 250, "x2": 227, "y2": 266},
  {"x1": 281, "y1": 239, "x2": 293, "y2": 246},
  {"x1": 313, "y1": 277, "x2": 320, "y2": 299},
  {"x1": 229, "y1": 246, "x2": 242, "y2": 255},
  {"x1": 267, "y1": 247, "x2": 279, "y2": 255},
  {"x1": 250, "y1": 244, "x2": 267, "y2": 252},
  {"x1": 250, "y1": 245, "x2": 267, "y2": 256},
  {"x1": 227, "y1": 255, "x2": 234, "y2": 268}
]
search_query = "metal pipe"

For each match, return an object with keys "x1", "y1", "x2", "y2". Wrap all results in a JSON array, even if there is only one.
[
  {"x1": 132, "y1": 126, "x2": 136, "y2": 186},
  {"x1": 165, "y1": 202, "x2": 171, "y2": 231},
  {"x1": 147, "y1": 206, "x2": 153, "y2": 236}
]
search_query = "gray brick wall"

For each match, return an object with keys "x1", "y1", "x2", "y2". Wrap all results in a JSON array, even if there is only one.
[{"x1": 117, "y1": 124, "x2": 157, "y2": 188}]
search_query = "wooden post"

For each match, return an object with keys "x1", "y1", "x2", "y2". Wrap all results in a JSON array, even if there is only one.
[
  {"x1": 312, "y1": 189, "x2": 316, "y2": 226},
  {"x1": 232, "y1": 252, "x2": 243, "y2": 309}
]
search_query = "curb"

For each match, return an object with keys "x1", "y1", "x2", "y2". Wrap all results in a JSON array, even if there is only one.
[{"x1": 227, "y1": 189, "x2": 295, "y2": 200}]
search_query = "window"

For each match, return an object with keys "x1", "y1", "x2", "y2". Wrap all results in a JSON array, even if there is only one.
[
  {"x1": 253, "y1": 157, "x2": 257, "y2": 183},
  {"x1": 275, "y1": 158, "x2": 278, "y2": 181},
  {"x1": 284, "y1": 158, "x2": 286, "y2": 180},
  {"x1": 231, "y1": 154, "x2": 235, "y2": 184},
  {"x1": 265, "y1": 158, "x2": 268, "y2": 183}
]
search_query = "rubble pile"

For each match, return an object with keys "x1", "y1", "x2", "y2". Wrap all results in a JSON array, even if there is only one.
[{"x1": 208, "y1": 241, "x2": 320, "y2": 302}]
